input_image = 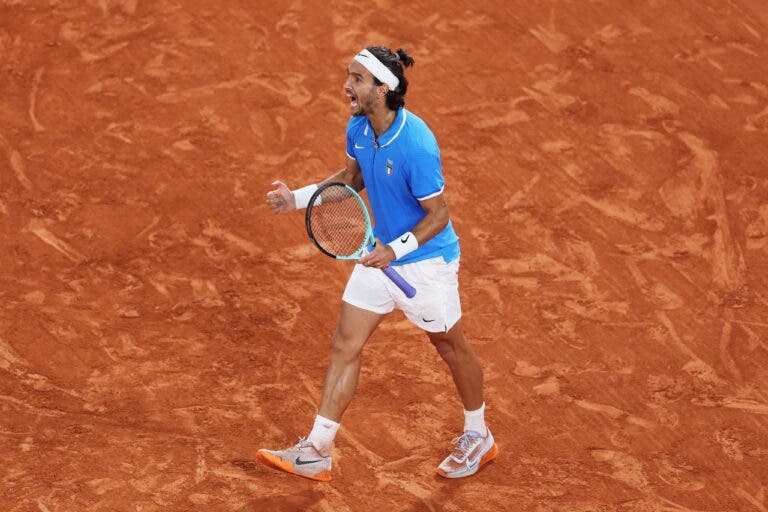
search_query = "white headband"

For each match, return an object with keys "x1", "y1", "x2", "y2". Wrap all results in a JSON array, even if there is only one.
[{"x1": 353, "y1": 49, "x2": 399, "y2": 91}]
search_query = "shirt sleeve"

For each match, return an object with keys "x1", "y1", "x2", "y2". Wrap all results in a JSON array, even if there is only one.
[
  {"x1": 345, "y1": 117, "x2": 357, "y2": 160},
  {"x1": 407, "y1": 148, "x2": 444, "y2": 200}
]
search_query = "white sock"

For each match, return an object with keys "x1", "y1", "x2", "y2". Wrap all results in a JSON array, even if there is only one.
[
  {"x1": 463, "y1": 402, "x2": 488, "y2": 436},
  {"x1": 307, "y1": 414, "x2": 340, "y2": 455}
]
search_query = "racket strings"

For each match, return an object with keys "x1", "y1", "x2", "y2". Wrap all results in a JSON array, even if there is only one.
[{"x1": 308, "y1": 186, "x2": 368, "y2": 257}]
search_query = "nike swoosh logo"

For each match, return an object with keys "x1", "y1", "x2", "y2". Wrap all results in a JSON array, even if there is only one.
[
  {"x1": 295, "y1": 457, "x2": 323, "y2": 466},
  {"x1": 354, "y1": 143, "x2": 365, "y2": 149},
  {"x1": 422, "y1": 318, "x2": 435, "y2": 323},
  {"x1": 466, "y1": 443, "x2": 489, "y2": 470},
  {"x1": 400, "y1": 234, "x2": 410, "y2": 243}
]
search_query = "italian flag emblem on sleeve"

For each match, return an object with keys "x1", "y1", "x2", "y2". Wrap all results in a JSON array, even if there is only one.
[{"x1": 386, "y1": 159, "x2": 394, "y2": 175}]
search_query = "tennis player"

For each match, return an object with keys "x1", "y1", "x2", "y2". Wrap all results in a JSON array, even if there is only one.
[{"x1": 258, "y1": 46, "x2": 497, "y2": 481}]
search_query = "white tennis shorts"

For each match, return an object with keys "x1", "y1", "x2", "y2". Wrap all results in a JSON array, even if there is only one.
[{"x1": 342, "y1": 256, "x2": 462, "y2": 333}]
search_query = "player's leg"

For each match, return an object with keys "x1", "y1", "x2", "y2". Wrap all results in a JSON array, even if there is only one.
[
  {"x1": 426, "y1": 319, "x2": 483, "y2": 412},
  {"x1": 256, "y1": 264, "x2": 392, "y2": 481},
  {"x1": 315, "y1": 301, "x2": 384, "y2": 440},
  {"x1": 395, "y1": 257, "x2": 486, "y2": 417},
  {"x1": 391, "y1": 256, "x2": 498, "y2": 478},
  {"x1": 427, "y1": 321, "x2": 498, "y2": 478},
  {"x1": 255, "y1": 302, "x2": 382, "y2": 481}
]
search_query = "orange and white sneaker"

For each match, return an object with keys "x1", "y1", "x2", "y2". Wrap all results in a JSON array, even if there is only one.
[
  {"x1": 256, "y1": 437, "x2": 332, "y2": 482},
  {"x1": 437, "y1": 429, "x2": 498, "y2": 478}
]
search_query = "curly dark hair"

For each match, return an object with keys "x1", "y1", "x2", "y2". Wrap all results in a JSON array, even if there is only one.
[{"x1": 366, "y1": 46, "x2": 415, "y2": 110}]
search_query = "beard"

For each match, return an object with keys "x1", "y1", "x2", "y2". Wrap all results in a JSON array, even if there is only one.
[{"x1": 352, "y1": 91, "x2": 376, "y2": 116}]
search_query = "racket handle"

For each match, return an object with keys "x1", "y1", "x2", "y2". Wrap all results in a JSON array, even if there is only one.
[{"x1": 382, "y1": 266, "x2": 417, "y2": 298}]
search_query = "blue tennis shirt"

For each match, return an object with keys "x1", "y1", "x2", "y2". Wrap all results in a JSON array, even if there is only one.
[{"x1": 345, "y1": 107, "x2": 460, "y2": 265}]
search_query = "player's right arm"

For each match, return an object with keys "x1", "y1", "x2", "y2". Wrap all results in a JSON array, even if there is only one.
[
  {"x1": 266, "y1": 157, "x2": 362, "y2": 214},
  {"x1": 320, "y1": 157, "x2": 363, "y2": 191}
]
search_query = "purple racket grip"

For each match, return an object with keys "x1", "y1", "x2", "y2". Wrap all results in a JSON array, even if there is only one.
[{"x1": 382, "y1": 266, "x2": 416, "y2": 298}]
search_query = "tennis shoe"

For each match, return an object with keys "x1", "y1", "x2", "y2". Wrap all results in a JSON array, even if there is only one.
[
  {"x1": 256, "y1": 437, "x2": 332, "y2": 482},
  {"x1": 437, "y1": 429, "x2": 498, "y2": 478}
]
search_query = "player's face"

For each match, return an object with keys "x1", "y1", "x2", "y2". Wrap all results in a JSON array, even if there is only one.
[{"x1": 344, "y1": 60, "x2": 379, "y2": 116}]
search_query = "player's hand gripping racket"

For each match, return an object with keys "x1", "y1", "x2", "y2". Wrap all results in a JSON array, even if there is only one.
[{"x1": 305, "y1": 182, "x2": 417, "y2": 298}]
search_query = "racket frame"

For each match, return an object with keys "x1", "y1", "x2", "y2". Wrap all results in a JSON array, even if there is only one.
[
  {"x1": 306, "y1": 182, "x2": 417, "y2": 298},
  {"x1": 305, "y1": 182, "x2": 373, "y2": 260}
]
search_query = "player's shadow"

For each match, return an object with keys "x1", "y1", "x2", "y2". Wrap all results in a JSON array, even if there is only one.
[
  {"x1": 230, "y1": 459, "x2": 323, "y2": 512},
  {"x1": 238, "y1": 489, "x2": 322, "y2": 512},
  {"x1": 402, "y1": 460, "x2": 499, "y2": 512}
]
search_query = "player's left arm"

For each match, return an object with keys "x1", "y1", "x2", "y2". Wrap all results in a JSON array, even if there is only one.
[
  {"x1": 359, "y1": 193, "x2": 449, "y2": 268},
  {"x1": 360, "y1": 144, "x2": 448, "y2": 269},
  {"x1": 409, "y1": 193, "x2": 449, "y2": 247}
]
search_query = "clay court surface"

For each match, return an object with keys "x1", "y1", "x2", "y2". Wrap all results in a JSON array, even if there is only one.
[{"x1": 2, "y1": 0, "x2": 768, "y2": 510}]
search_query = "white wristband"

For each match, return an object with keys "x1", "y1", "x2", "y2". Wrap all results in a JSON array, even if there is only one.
[
  {"x1": 388, "y1": 231, "x2": 419, "y2": 260},
  {"x1": 292, "y1": 184, "x2": 319, "y2": 209}
]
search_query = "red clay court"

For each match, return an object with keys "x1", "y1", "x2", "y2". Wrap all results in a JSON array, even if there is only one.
[{"x1": 2, "y1": 1, "x2": 768, "y2": 510}]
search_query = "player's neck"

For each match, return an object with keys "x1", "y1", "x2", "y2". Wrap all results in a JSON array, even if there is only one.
[{"x1": 367, "y1": 106, "x2": 397, "y2": 138}]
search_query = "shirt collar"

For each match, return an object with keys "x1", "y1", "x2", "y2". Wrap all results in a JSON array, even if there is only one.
[{"x1": 363, "y1": 108, "x2": 407, "y2": 148}]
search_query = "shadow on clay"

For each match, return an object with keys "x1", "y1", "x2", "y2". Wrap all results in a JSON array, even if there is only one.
[
  {"x1": 230, "y1": 459, "x2": 260, "y2": 474},
  {"x1": 237, "y1": 489, "x2": 323, "y2": 512}
]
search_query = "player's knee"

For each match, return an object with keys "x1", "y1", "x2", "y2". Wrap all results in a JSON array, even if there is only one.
[
  {"x1": 433, "y1": 341, "x2": 454, "y2": 361},
  {"x1": 428, "y1": 335, "x2": 456, "y2": 359},
  {"x1": 429, "y1": 331, "x2": 471, "y2": 358},
  {"x1": 330, "y1": 326, "x2": 364, "y2": 361}
]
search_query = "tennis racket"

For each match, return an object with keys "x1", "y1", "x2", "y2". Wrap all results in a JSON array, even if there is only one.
[{"x1": 305, "y1": 182, "x2": 417, "y2": 298}]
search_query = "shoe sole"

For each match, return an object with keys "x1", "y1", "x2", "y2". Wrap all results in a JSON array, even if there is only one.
[
  {"x1": 255, "y1": 450, "x2": 332, "y2": 482},
  {"x1": 436, "y1": 442, "x2": 499, "y2": 479}
]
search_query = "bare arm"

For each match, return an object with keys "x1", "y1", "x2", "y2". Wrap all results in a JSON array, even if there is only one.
[
  {"x1": 266, "y1": 157, "x2": 363, "y2": 214},
  {"x1": 319, "y1": 157, "x2": 364, "y2": 191},
  {"x1": 359, "y1": 192, "x2": 450, "y2": 269},
  {"x1": 409, "y1": 193, "x2": 450, "y2": 248}
]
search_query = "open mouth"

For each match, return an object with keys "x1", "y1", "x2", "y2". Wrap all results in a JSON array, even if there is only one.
[{"x1": 347, "y1": 90, "x2": 358, "y2": 108}]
